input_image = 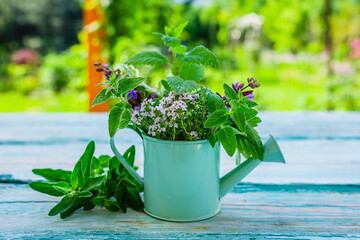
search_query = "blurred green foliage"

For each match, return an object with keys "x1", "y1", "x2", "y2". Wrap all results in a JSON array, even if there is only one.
[{"x1": 0, "y1": 0, "x2": 359, "y2": 111}]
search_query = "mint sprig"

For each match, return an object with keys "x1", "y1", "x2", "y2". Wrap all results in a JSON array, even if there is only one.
[
  {"x1": 204, "y1": 84, "x2": 264, "y2": 160},
  {"x1": 124, "y1": 21, "x2": 219, "y2": 94}
]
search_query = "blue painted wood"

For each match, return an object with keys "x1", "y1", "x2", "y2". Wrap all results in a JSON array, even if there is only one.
[
  {"x1": 0, "y1": 183, "x2": 359, "y2": 239},
  {"x1": 0, "y1": 113, "x2": 359, "y2": 238}
]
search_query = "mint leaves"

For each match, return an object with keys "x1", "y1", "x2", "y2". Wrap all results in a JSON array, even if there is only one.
[
  {"x1": 29, "y1": 141, "x2": 143, "y2": 219},
  {"x1": 125, "y1": 51, "x2": 169, "y2": 66},
  {"x1": 204, "y1": 109, "x2": 229, "y2": 128},
  {"x1": 108, "y1": 105, "x2": 132, "y2": 137},
  {"x1": 124, "y1": 21, "x2": 219, "y2": 94},
  {"x1": 167, "y1": 76, "x2": 200, "y2": 94},
  {"x1": 92, "y1": 88, "x2": 112, "y2": 107},
  {"x1": 180, "y1": 45, "x2": 220, "y2": 68},
  {"x1": 204, "y1": 84, "x2": 264, "y2": 159}
]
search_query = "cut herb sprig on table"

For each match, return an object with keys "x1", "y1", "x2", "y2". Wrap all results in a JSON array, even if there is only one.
[{"x1": 29, "y1": 141, "x2": 143, "y2": 219}]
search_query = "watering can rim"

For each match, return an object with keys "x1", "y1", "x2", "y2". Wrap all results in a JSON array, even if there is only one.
[{"x1": 141, "y1": 133, "x2": 210, "y2": 145}]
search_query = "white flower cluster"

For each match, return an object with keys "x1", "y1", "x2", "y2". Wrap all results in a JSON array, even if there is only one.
[{"x1": 131, "y1": 91, "x2": 200, "y2": 139}]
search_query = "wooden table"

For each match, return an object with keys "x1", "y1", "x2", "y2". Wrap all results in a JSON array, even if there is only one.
[{"x1": 1, "y1": 113, "x2": 359, "y2": 239}]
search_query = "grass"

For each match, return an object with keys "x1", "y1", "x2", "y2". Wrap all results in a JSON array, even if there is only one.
[{"x1": 0, "y1": 91, "x2": 88, "y2": 112}]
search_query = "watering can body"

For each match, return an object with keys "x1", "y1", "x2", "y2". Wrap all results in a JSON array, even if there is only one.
[
  {"x1": 110, "y1": 133, "x2": 285, "y2": 222},
  {"x1": 142, "y1": 135, "x2": 221, "y2": 221}
]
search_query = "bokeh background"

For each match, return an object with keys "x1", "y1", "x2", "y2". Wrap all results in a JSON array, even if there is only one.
[{"x1": 0, "y1": 0, "x2": 359, "y2": 112}]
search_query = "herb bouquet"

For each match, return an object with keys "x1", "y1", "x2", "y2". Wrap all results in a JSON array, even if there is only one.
[{"x1": 30, "y1": 22, "x2": 285, "y2": 221}]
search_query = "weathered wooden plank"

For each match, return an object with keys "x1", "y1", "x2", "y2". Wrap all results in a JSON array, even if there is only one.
[
  {"x1": 1, "y1": 183, "x2": 359, "y2": 239},
  {"x1": 1, "y1": 138, "x2": 359, "y2": 184},
  {"x1": 1, "y1": 112, "x2": 360, "y2": 141}
]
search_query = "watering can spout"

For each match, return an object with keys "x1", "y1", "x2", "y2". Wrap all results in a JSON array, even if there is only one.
[{"x1": 219, "y1": 134, "x2": 285, "y2": 198}]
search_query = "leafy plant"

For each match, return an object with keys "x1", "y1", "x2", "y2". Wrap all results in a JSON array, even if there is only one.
[
  {"x1": 91, "y1": 22, "x2": 264, "y2": 162},
  {"x1": 125, "y1": 21, "x2": 220, "y2": 94},
  {"x1": 204, "y1": 80, "x2": 263, "y2": 160},
  {"x1": 29, "y1": 141, "x2": 143, "y2": 219}
]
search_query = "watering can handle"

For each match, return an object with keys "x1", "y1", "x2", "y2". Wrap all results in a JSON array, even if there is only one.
[{"x1": 110, "y1": 128, "x2": 144, "y2": 187}]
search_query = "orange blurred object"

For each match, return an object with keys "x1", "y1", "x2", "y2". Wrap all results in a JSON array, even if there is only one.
[{"x1": 84, "y1": 0, "x2": 108, "y2": 112}]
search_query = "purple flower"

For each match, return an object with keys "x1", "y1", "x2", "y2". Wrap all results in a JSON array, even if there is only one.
[
  {"x1": 242, "y1": 90, "x2": 254, "y2": 101},
  {"x1": 247, "y1": 77, "x2": 260, "y2": 89},
  {"x1": 104, "y1": 71, "x2": 111, "y2": 80},
  {"x1": 134, "y1": 106, "x2": 141, "y2": 111},
  {"x1": 127, "y1": 90, "x2": 138, "y2": 100},
  {"x1": 150, "y1": 91, "x2": 158, "y2": 99},
  {"x1": 232, "y1": 82, "x2": 244, "y2": 93}
]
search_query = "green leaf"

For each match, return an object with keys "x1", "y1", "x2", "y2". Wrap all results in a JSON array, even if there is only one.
[
  {"x1": 173, "y1": 21, "x2": 189, "y2": 38},
  {"x1": 117, "y1": 77, "x2": 145, "y2": 95},
  {"x1": 103, "y1": 199, "x2": 120, "y2": 212},
  {"x1": 59, "y1": 196, "x2": 94, "y2": 219},
  {"x1": 204, "y1": 109, "x2": 228, "y2": 128},
  {"x1": 244, "y1": 99, "x2": 258, "y2": 107},
  {"x1": 161, "y1": 35, "x2": 181, "y2": 48},
  {"x1": 206, "y1": 92, "x2": 226, "y2": 113},
  {"x1": 160, "y1": 79, "x2": 172, "y2": 92},
  {"x1": 115, "y1": 185, "x2": 127, "y2": 213},
  {"x1": 179, "y1": 64, "x2": 205, "y2": 82},
  {"x1": 232, "y1": 108, "x2": 246, "y2": 132},
  {"x1": 98, "y1": 155, "x2": 111, "y2": 168},
  {"x1": 167, "y1": 76, "x2": 200, "y2": 94},
  {"x1": 29, "y1": 182, "x2": 68, "y2": 197},
  {"x1": 109, "y1": 156, "x2": 120, "y2": 173},
  {"x1": 208, "y1": 134, "x2": 218, "y2": 148},
  {"x1": 223, "y1": 83, "x2": 238, "y2": 101},
  {"x1": 108, "y1": 106, "x2": 123, "y2": 137},
  {"x1": 90, "y1": 156, "x2": 102, "y2": 177},
  {"x1": 77, "y1": 191, "x2": 93, "y2": 198},
  {"x1": 92, "y1": 196, "x2": 105, "y2": 206},
  {"x1": 92, "y1": 88, "x2": 112, "y2": 107},
  {"x1": 60, "y1": 202, "x2": 81, "y2": 219},
  {"x1": 218, "y1": 126, "x2": 237, "y2": 157},
  {"x1": 125, "y1": 51, "x2": 169, "y2": 66},
  {"x1": 230, "y1": 126, "x2": 247, "y2": 136},
  {"x1": 32, "y1": 168, "x2": 72, "y2": 183},
  {"x1": 164, "y1": 26, "x2": 172, "y2": 36},
  {"x1": 236, "y1": 126, "x2": 264, "y2": 160},
  {"x1": 108, "y1": 72, "x2": 117, "y2": 82},
  {"x1": 248, "y1": 116, "x2": 261, "y2": 128},
  {"x1": 123, "y1": 145, "x2": 136, "y2": 166},
  {"x1": 52, "y1": 185, "x2": 72, "y2": 195},
  {"x1": 80, "y1": 141, "x2": 95, "y2": 180},
  {"x1": 48, "y1": 196, "x2": 73, "y2": 216},
  {"x1": 95, "y1": 80, "x2": 111, "y2": 86},
  {"x1": 119, "y1": 109, "x2": 131, "y2": 129},
  {"x1": 126, "y1": 186, "x2": 144, "y2": 212},
  {"x1": 71, "y1": 161, "x2": 83, "y2": 189},
  {"x1": 82, "y1": 176, "x2": 104, "y2": 191},
  {"x1": 180, "y1": 46, "x2": 220, "y2": 68},
  {"x1": 83, "y1": 201, "x2": 96, "y2": 211},
  {"x1": 171, "y1": 45, "x2": 187, "y2": 55}
]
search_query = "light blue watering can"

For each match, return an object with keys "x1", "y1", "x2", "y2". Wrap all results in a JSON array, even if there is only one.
[{"x1": 110, "y1": 132, "x2": 285, "y2": 222}]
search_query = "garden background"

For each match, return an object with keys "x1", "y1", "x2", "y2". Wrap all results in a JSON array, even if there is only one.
[{"x1": 0, "y1": 0, "x2": 359, "y2": 112}]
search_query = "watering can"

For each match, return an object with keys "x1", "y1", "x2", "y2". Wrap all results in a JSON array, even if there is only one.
[{"x1": 110, "y1": 132, "x2": 285, "y2": 222}]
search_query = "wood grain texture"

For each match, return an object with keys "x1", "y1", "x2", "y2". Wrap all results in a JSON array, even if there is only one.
[{"x1": 1, "y1": 183, "x2": 359, "y2": 239}]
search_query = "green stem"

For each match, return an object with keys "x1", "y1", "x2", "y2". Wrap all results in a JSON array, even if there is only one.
[{"x1": 180, "y1": 119, "x2": 189, "y2": 136}]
